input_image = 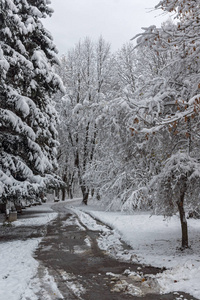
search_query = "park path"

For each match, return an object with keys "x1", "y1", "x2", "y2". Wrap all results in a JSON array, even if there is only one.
[{"x1": 33, "y1": 202, "x2": 197, "y2": 300}]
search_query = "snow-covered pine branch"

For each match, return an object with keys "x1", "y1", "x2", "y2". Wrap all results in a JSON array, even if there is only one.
[{"x1": 0, "y1": 0, "x2": 63, "y2": 206}]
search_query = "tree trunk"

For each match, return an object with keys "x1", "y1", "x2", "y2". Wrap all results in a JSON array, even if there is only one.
[
  {"x1": 177, "y1": 178, "x2": 188, "y2": 249},
  {"x1": 61, "y1": 187, "x2": 66, "y2": 201},
  {"x1": 69, "y1": 186, "x2": 73, "y2": 199},
  {"x1": 177, "y1": 201, "x2": 188, "y2": 249},
  {"x1": 96, "y1": 192, "x2": 101, "y2": 201},
  {"x1": 81, "y1": 186, "x2": 89, "y2": 205},
  {"x1": 55, "y1": 188, "x2": 60, "y2": 200}
]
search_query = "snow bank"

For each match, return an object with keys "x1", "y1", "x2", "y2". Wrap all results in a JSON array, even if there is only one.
[
  {"x1": 0, "y1": 239, "x2": 41, "y2": 300},
  {"x1": 156, "y1": 261, "x2": 200, "y2": 299},
  {"x1": 21, "y1": 267, "x2": 64, "y2": 300},
  {"x1": 14, "y1": 211, "x2": 57, "y2": 227},
  {"x1": 0, "y1": 201, "x2": 58, "y2": 300}
]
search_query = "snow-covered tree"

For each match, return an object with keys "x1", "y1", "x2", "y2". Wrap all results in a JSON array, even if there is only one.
[
  {"x1": 0, "y1": 0, "x2": 63, "y2": 206},
  {"x1": 131, "y1": 0, "x2": 200, "y2": 248},
  {"x1": 151, "y1": 152, "x2": 200, "y2": 249},
  {"x1": 56, "y1": 37, "x2": 114, "y2": 204},
  {"x1": 115, "y1": 43, "x2": 137, "y2": 98},
  {"x1": 82, "y1": 44, "x2": 155, "y2": 210}
]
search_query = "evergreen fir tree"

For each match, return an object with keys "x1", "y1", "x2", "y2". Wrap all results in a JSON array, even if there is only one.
[{"x1": 0, "y1": 0, "x2": 63, "y2": 206}]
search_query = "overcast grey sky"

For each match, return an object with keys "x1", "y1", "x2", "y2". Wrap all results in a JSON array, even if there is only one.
[{"x1": 43, "y1": 0, "x2": 168, "y2": 55}]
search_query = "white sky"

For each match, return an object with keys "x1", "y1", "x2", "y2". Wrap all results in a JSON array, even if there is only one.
[{"x1": 43, "y1": 0, "x2": 168, "y2": 56}]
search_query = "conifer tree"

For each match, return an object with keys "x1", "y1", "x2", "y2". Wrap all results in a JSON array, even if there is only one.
[{"x1": 0, "y1": 0, "x2": 63, "y2": 206}]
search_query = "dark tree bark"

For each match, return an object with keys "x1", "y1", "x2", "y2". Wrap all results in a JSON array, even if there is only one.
[
  {"x1": 61, "y1": 187, "x2": 66, "y2": 201},
  {"x1": 67, "y1": 186, "x2": 73, "y2": 199},
  {"x1": 81, "y1": 185, "x2": 89, "y2": 205},
  {"x1": 91, "y1": 189, "x2": 94, "y2": 197},
  {"x1": 177, "y1": 177, "x2": 188, "y2": 249}
]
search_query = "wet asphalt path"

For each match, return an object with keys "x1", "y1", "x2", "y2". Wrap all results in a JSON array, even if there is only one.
[{"x1": 34, "y1": 203, "x2": 197, "y2": 300}]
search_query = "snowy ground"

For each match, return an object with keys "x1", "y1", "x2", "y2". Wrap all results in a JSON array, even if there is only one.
[
  {"x1": 72, "y1": 201, "x2": 200, "y2": 300},
  {"x1": 0, "y1": 202, "x2": 58, "y2": 300},
  {"x1": 1, "y1": 199, "x2": 200, "y2": 299}
]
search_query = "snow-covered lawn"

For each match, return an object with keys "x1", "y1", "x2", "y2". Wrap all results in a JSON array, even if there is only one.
[
  {"x1": 0, "y1": 201, "x2": 58, "y2": 300},
  {"x1": 73, "y1": 201, "x2": 200, "y2": 299}
]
